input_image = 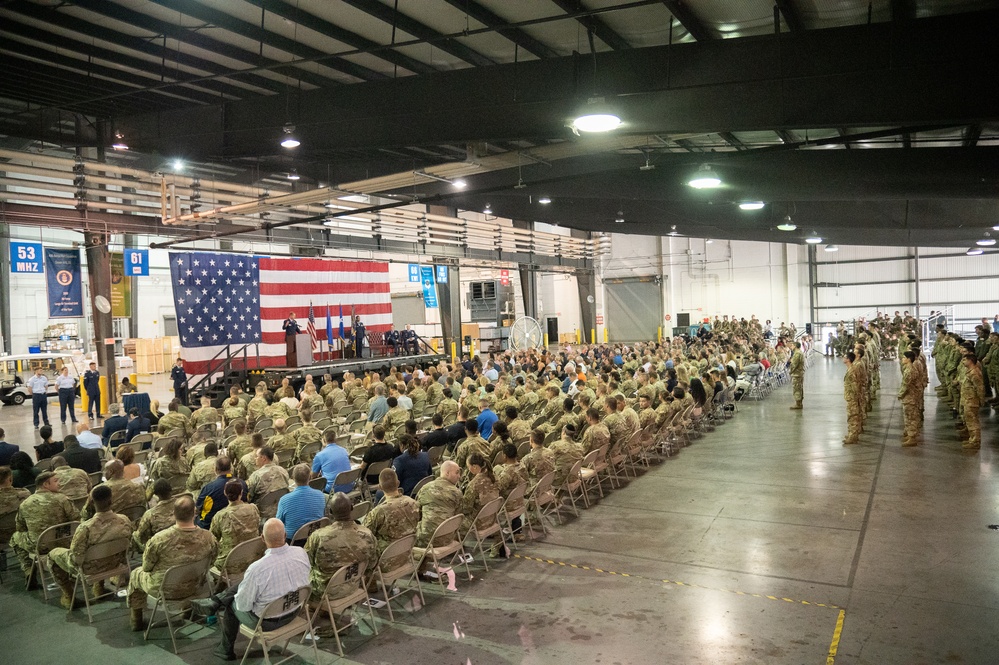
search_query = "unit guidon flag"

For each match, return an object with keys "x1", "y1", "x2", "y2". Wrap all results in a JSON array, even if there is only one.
[{"x1": 170, "y1": 252, "x2": 392, "y2": 375}]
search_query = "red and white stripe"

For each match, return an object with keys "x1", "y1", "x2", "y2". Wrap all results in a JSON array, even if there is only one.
[{"x1": 180, "y1": 256, "x2": 392, "y2": 375}]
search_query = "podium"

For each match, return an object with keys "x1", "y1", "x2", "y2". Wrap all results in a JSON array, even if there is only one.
[{"x1": 294, "y1": 333, "x2": 313, "y2": 368}]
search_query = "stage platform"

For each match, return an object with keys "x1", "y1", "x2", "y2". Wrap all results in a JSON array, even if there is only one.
[{"x1": 251, "y1": 351, "x2": 448, "y2": 383}]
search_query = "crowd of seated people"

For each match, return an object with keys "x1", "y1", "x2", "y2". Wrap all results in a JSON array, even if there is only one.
[{"x1": 2, "y1": 317, "x2": 808, "y2": 658}]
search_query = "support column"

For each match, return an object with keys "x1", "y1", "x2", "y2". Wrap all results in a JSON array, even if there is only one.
[
  {"x1": 85, "y1": 231, "x2": 118, "y2": 404},
  {"x1": 519, "y1": 264, "x2": 537, "y2": 319},
  {"x1": 0, "y1": 222, "x2": 10, "y2": 353},
  {"x1": 434, "y1": 259, "x2": 461, "y2": 362},
  {"x1": 125, "y1": 233, "x2": 139, "y2": 338},
  {"x1": 577, "y1": 269, "x2": 597, "y2": 344}
]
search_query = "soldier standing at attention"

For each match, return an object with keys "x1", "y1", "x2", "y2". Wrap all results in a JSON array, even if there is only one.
[
  {"x1": 170, "y1": 358, "x2": 188, "y2": 406},
  {"x1": 842, "y1": 352, "x2": 862, "y2": 445},
  {"x1": 897, "y1": 351, "x2": 920, "y2": 447},
  {"x1": 960, "y1": 354, "x2": 985, "y2": 451},
  {"x1": 789, "y1": 341, "x2": 805, "y2": 410},
  {"x1": 83, "y1": 362, "x2": 102, "y2": 421}
]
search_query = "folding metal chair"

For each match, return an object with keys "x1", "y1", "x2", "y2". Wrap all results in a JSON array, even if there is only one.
[
  {"x1": 144, "y1": 556, "x2": 213, "y2": 654},
  {"x1": 460, "y1": 497, "x2": 507, "y2": 571},
  {"x1": 237, "y1": 585, "x2": 319, "y2": 665},
  {"x1": 289, "y1": 518, "x2": 330, "y2": 548},
  {"x1": 28, "y1": 521, "x2": 79, "y2": 600},
  {"x1": 69, "y1": 537, "x2": 131, "y2": 622},
  {"x1": 314, "y1": 561, "x2": 378, "y2": 657},
  {"x1": 369, "y1": 534, "x2": 424, "y2": 622},
  {"x1": 411, "y1": 514, "x2": 471, "y2": 594}
]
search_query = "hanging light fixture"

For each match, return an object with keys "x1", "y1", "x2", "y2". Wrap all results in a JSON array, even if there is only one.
[
  {"x1": 824, "y1": 244, "x2": 839, "y2": 252},
  {"x1": 538, "y1": 196, "x2": 552, "y2": 204},
  {"x1": 805, "y1": 235, "x2": 822, "y2": 244},
  {"x1": 570, "y1": 97, "x2": 622, "y2": 134},
  {"x1": 739, "y1": 201, "x2": 765, "y2": 210},
  {"x1": 967, "y1": 247, "x2": 984, "y2": 256},
  {"x1": 483, "y1": 203, "x2": 492, "y2": 215},
  {"x1": 976, "y1": 232, "x2": 996, "y2": 246},
  {"x1": 687, "y1": 164, "x2": 722, "y2": 189},
  {"x1": 614, "y1": 211, "x2": 625, "y2": 224},
  {"x1": 287, "y1": 169, "x2": 300, "y2": 181},
  {"x1": 111, "y1": 132, "x2": 128, "y2": 151},
  {"x1": 280, "y1": 124, "x2": 300, "y2": 148},
  {"x1": 777, "y1": 215, "x2": 796, "y2": 231},
  {"x1": 452, "y1": 179, "x2": 467, "y2": 189}
]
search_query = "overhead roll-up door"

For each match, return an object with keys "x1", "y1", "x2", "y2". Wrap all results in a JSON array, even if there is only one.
[{"x1": 605, "y1": 278, "x2": 661, "y2": 343}]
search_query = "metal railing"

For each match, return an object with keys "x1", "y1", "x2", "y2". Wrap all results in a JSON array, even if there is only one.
[{"x1": 185, "y1": 343, "x2": 259, "y2": 398}]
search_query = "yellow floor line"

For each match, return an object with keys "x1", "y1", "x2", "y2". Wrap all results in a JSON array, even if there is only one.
[
  {"x1": 826, "y1": 609, "x2": 846, "y2": 664},
  {"x1": 512, "y1": 553, "x2": 842, "y2": 610}
]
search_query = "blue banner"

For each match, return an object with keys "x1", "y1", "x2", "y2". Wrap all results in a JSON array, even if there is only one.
[
  {"x1": 125, "y1": 249, "x2": 149, "y2": 276},
  {"x1": 420, "y1": 266, "x2": 438, "y2": 308},
  {"x1": 10, "y1": 242, "x2": 43, "y2": 273},
  {"x1": 45, "y1": 248, "x2": 83, "y2": 317},
  {"x1": 408, "y1": 264, "x2": 421, "y2": 282},
  {"x1": 436, "y1": 265, "x2": 448, "y2": 284}
]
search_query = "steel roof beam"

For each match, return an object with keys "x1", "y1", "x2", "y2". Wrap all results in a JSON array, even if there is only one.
[
  {"x1": 338, "y1": 0, "x2": 495, "y2": 68},
  {"x1": 0, "y1": 20, "x2": 250, "y2": 101},
  {"x1": 660, "y1": 1, "x2": 713, "y2": 41},
  {"x1": 775, "y1": 0, "x2": 806, "y2": 32},
  {"x1": 2, "y1": 0, "x2": 288, "y2": 95},
  {"x1": 111, "y1": 10, "x2": 999, "y2": 157},
  {"x1": 549, "y1": 0, "x2": 632, "y2": 50},
  {"x1": 440, "y1": 0, "x2": 561, "y2": 59},
  {"x1": 68, "y1": 0, "x2": 343, "y2": 88},
  {"x1": 146, "y1": 0, "x2": 387, "y2": 82},
  {"x1": 239, "y1": 0, "x2": 436, "y2": 75}
]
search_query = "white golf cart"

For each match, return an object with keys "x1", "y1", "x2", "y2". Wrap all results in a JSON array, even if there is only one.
[{"x1": 0, "y1": 353, "x2": 83, "y2": 406}]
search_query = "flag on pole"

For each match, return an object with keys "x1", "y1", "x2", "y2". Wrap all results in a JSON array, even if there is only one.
[
  {"x1": 338, "y1": 305, "x2": 345, "y2": 341},
  {"x1": 306, "y1": 302, "x2": 319, "y2": 351},
  {"x1": 326, "y1": 303, "x2": 334, "y2": 346}
]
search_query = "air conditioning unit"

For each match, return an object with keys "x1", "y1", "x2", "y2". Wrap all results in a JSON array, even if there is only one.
[{"x1": 468, "y1": 280, "x2": 513, "y2": 324}]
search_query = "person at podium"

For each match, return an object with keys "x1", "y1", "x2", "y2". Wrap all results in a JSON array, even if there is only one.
[
  {"x1": 283, "y1": 312, "x2": 302, "y2": 366},
  {"x1": 353, "y1": 316, "x2": 367, "y2": 358}
]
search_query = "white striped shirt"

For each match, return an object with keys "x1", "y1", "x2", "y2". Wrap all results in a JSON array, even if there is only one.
[{"x1": 234, "y1": 544, "x2": 311, "y2": 616}]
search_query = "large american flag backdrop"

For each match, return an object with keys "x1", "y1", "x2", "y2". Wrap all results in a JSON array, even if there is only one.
[{"x1": 170, "y1": 252, "x2": 392, "y2": 375}]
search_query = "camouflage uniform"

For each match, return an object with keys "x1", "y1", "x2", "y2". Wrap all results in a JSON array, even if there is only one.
[
  {"x1": 10, "y1": 490, "x2": 79, "y2": 574},
  {"x1": 362, "y1": 493, "x2": 419, "y2": 572},
  {"x1": 381, "y1": 405, "x2": 410, "y2": 434},
  {"x1": 520, "y1": 447, "x2": 555, "y2": 490},
  {"x1": 622, "y1": 406, "x2": 640, "y2": 433},
  {"x1": 844, "y1": 363, "x2": 862, "y2": 444},
  {"x1": 581, "y1": 421, "x2": 610, "y2": 454},
  {"x1": 305, "y1": 520, "x2": 377, "y2": 601},
  {"x1": 409, "y1": 387, "x2": 427, "y2": 412},
  {"x1": 0, "y1": 487, "x2": 30, "y2": 544},
  {"x1": 187, "y1": 456, "x2": 219, "y2": 493},
  {"x1": 208, "y1": 501, "x2": 260, "y2": 568},
  {"x1": 897, "y1": 362, "x2": 920, "y2": 444},
  {"x1": 494, "y1": 462, "x2": 527, "y2": 513},
  {"x1": 451, "y1": 435, "x2": 491, "y2": 471},
  {"x1": 549, "y1": 436, "x2": 584, "y2": 487},
  {"x1": 300, "y1": 393, "x2": 325, "y2": 414},
  {"x1": 158, "y1": 411, "x2": 191, "y2": 437},
  {"x1": 222, "y1": 402, "x2": 246, "y2": 423},
  {"x1": 126, "y1": 525, "x2": 218, "y2": 609},
  {"x1": 267, "y1": 433, "x2": 296, "y2": 460},
  {"x1": 292, "y1": 424, "x2": 323, "y2": 462},
  {"x1": 435, "y1": 397, "x2": 459, "y2": 424},
  {"x1": 246, "y1": 396, "x2": 268, "y2": 425},
  {"x1": 101, "y1": 478, "x2": 146, "y2": 516},
  {"x1": 247, "y1": 463, "x2": 290, "y2": 504},
  {"x1": 54, "y1": 466, "x2": 91, "y2": 501},
  {"x1": 236, "y1": 450, "x2": 259, "y2": 481},
  {"x1": 542, "y1": 411, "x2": 577, "y2": 437},
  {"x1": 461, "y1": 472, "x2": 500, "y2": 533},
  {"x1": 133, "y1": 496, "x2": 185, "y2": 551},
  {"x1": 226, "y1": 434, "x2": 252, "y2": 465},
  {"x1": 50, "y1": 510, "x2": 132, "y2": 588},
  {"x1": 262, "y1": 402, "x2": 292, "y2": 421},
  {"x1": 602, "y1": 412, "x2": 629, "y2": 455},
  {"x1": 790, "y1": 349, "x2": 805, "y2": 405},
  {"x1": 414, "y1": 478, "x2": 462, "y2": 547},
  {"x1": 961, "y1": 363, "x2": 985, "y2": 449},
  {"x1": 147, "y1": 456, "x2": 191, "y2": 486},
  {"x1": 507, "y1": 418, "x2": 532, "y2": 444},
  {"x1": 191, "y1": 406, "x2": 220, "y2": 431},
  {"x1": 185, "y1": 442, "x2": 210, "y2": 467}
]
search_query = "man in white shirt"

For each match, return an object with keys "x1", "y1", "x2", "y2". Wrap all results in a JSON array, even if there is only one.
[
  {"x1": 484, "y1": 361, "x2": 499, "y2": 382},
  {"x1": 26, "y1": 368, "x2": 51, "y2": 429},
  {"x1": 75, "y1": 421, "x2": 104, "y2": 450},
  {"x1": 194, "y1": 518, "x2": 310, "y2": 660}
]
